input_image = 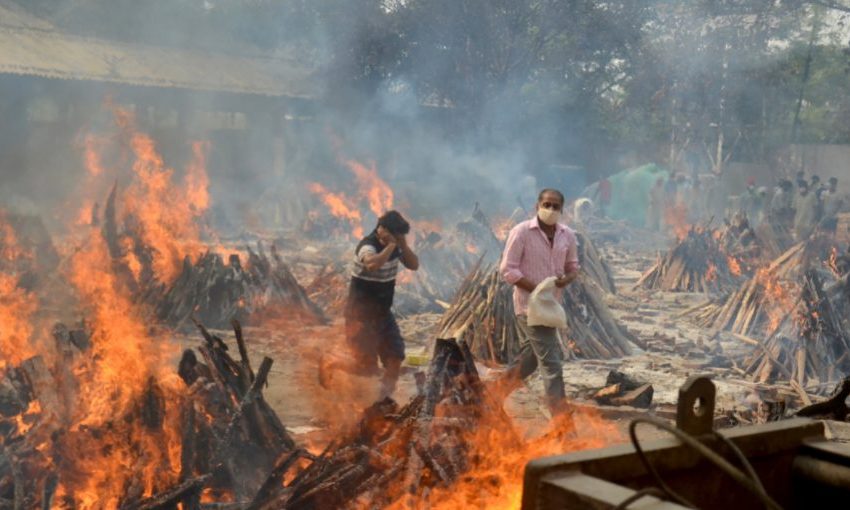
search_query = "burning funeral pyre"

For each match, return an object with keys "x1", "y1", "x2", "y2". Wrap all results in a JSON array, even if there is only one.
[
  {"x1": 97, "y1": 181, "x2": 325, "y2": 330},
  {"x1": 151, "y1": 242, "x2": 326, "y2": 330},
  {"x1": 0, "y1": 102, "x2": 629, "y2": 509},
  {"x1": 685, "y1": 239, "x2": 850, "y2": 387},
  {"x1": 636, "y1": 225, "x2": 741, "y2": 293}
]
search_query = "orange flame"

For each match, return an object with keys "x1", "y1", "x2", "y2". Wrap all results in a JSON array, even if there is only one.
[
  {"x1": 75, "y1": 200, "x2": 96, "y2": 226},
  {"x1": 308, "y1": 182, "x2": 364, "y2": 238},
  {"x1": 307, "y1": 158, "x2": 397, "y2": 239},
  {"x1": 493, "y1": 217, "x2": 515, "y2": 242},
  {"x1": 80, "y1": 108, "x2": 212, "y2": 284},
  {"x1": 345, "y1": 159, "x2": 394, "y2": 217},
  {"x1": 728, "y1": 256, "x2": 742, "y2": 277},
  {"x1": 755, "y1": 268, "x2": 795, "y2": 333},
  {"x1": 664, "y1": 203, "x2": 690, "y2": 240},
  {"x1": 705, "y1": 263, "x2": 717, "y2": 282},
  {"x1": 0, "y1": 212, "x2": 39, "y2": 373},
  {"x1": 386, "y1": 410, "x2": 620, "y2": 510},
  {"x1": 58, "y1": 220, "x2": 185, "y2": 507},
  {"x1": 185, "y1": 141, "x2": 211, "y2": 213},
  {"x1": 82, "y1": 133, "x2": 109, "y2": 177}
]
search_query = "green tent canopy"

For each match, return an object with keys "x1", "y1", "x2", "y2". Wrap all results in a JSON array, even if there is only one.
[{"x1": 583, "y1": 164, "x2": 669, "y2": 225}]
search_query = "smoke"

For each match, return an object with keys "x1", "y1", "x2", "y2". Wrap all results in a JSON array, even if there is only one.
[{"x1": 3, "y1": 1, "x2": 850, "y2": 233}]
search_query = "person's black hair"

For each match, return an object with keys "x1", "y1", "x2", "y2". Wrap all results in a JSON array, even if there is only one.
[
  {"x1": 829, "y1": 176, "x2": 838, "y2": 184},
  {"x1": 377, "y1": 210, "x2": 410, "y2": 235},
  {"x1": 537, "y1": 188, "x2": 565, "y2": 204},
  {"x1": 811, "y1": 175, "x2": 821, "y2": 183}
]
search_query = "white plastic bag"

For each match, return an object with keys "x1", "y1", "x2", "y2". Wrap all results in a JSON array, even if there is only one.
[{"x1": 526, "y1": 277, "x2": 567, "y2": 329}]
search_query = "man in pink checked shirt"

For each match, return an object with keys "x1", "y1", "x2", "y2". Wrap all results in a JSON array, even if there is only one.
[{"x1": 497, "y1": 188, "x2": 580, "y2": 415}]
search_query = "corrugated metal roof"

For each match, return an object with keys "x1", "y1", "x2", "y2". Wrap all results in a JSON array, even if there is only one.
[{"x1": 0, "y1": 2, "x2": 317, "y2": 98}]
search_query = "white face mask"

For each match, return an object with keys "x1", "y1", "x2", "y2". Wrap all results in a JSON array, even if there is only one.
[{"x1": 537, "y1": 207, "x2": 561, "y2": 226}]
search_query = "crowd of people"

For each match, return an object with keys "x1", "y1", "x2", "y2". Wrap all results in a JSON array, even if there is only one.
[
  {"x1": 642, "y1": 169, "x2": 845, "y2": 243},
  {"x1": 646, "y1": 171, "x2": 717, "y2": 231},
  {"x1": 765, "y1": 173, "x2": 844, "y2": 241}
]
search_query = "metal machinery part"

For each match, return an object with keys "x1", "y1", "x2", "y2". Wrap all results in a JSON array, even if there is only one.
[{"x1": 521, "y1": 375, "x2": 850, "y2": 509}]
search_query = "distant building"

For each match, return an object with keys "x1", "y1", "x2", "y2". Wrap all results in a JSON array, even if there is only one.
[{"x1": 0, "y1": 0, "x2": 318, "y2": 225}]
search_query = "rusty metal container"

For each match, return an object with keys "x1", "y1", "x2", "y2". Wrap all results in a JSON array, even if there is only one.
[{"x1": 522, "y1": 376, "x2": 850, "y2": 509}]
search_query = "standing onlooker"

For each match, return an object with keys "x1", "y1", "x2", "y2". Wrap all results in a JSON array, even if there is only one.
[
  {"x1": 769, "y1": 179, "x2": 795, "y2": 229},
  {"x1": 820, "y1": 177, "x2": 844, "y2": 236},
  {"x1": 647, "y1": 177, "x2": 665, "y2": 231},
  {"x1": 794, "y1": 181, "x2": 820, "y2": 241}
]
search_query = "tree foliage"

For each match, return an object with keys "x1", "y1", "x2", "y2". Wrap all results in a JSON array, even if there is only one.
[{"x1": 18, "y1": 0, "x2": 850, "y2": 172}]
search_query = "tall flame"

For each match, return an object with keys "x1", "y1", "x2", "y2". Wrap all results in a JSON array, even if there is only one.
[
  {"x1": 308, "y1": 182, "x2": 364, "y2": 238},
  {"x1": 0, "y1": 211, "x2": 39, "y2": 372},
  {"x1": 307, "y1": 158, "x2": 396, "y2": 239},
  {"x1": 60, "y1": 230, "x2": 184, "y2": 506},
  {"x1": 386, "y1": 411, "x2": 620, "y2": 509},
  {"x1": 185, "y1": 141, "x2": 211, "y2": 213},
  {"x1": 728, "y1": 256, "x2": 743, "y2": 277},
  {"x1": 345, "y1": 159, "x2": 394, "y2": 217},
  {"x1": 82, "y1": 133, "x2": 109, "y2": 177},
  {"x1": 83, "y1": 108, "x2": 212, "y2": 284},
  {"x1": 755, "y1": 268, "x2": 795, "y2": 333}
]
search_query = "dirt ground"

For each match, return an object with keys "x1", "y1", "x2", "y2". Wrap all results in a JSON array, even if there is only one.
[{"x1": 170, "y1": 230, "x2": 805, "y2": 449}]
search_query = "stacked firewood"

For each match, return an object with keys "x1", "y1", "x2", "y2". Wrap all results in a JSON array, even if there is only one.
[
  {"x1": 306, "y1": 261, "x2": 350, "y2": 316},
  {"x1": 437, "y1": 261, "x2": 520, "y2": 364},
  {"x1": 437, "y1": 262, "x2": 633, "y2": 364},
  {"x1": 685, "y1": 242, "x2": 850, "y2": 387},
  {"x1": 636, "y1": 226, "x2": 738, "y2": 293},
  {"x1": 687, "y1": 243, "x2": 806, "y2": 336},
  {"x1": 176, "y1": 319, "x2": 297, "y2": 503},
  {"x1": 741, "y1": 269, "x2": 850, "y2": 387},
  {"x1": 562, "y1": 276, "x2": 635, "y2": 358},
  {"x1": 576, "y1": 230, "x2": 617, "y2": 294},
  {"x1": 394, "y1": 221, "x2": 493, "y2": 316},
  {"x1": 248, "y1": 338, "x2": 516, "y2": 509},
  {"x1": 99, "y1": 183, "x2": 324, "y2": 329},
  {"x1": 151, "y1": 242, "x2": 326, "y2": 329}
]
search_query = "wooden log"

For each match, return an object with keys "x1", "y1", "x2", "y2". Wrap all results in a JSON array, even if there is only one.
[
  {"x1": 217, "y1": 357, "x2": 274, "y2": 452},
  {"x1": 120, "y1": 474, "x2": 211, "y2": 510},
  {"x1": 610, "y1": 384, "x2": 654, "y2": 408},
  {"x1": 247, "y1": 449, "x2": 306, "y2": 510},
  {"x1": 231, "y1": 319, "x2": 254, "y2": 384}
]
